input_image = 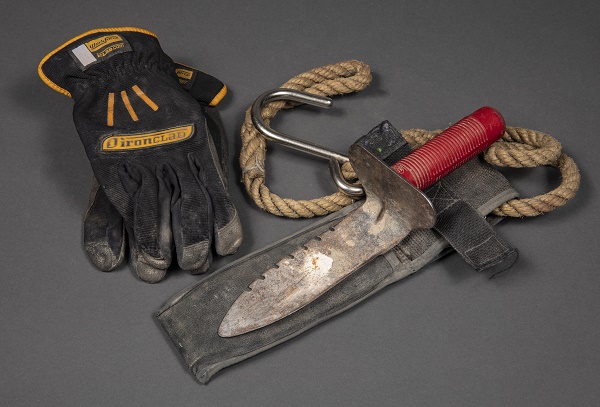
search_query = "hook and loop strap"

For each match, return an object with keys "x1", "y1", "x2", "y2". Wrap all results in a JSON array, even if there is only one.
[{"x1": 240, "y1": 61, "x2": 580, "y2": 218}]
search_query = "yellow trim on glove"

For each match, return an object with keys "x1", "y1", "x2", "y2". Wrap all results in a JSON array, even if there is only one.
[
  {"x1": 209, "y1": 85, "x2": 228, "y2": 106},
  {"x1": 38, "y1": 27, "x2": 157, "y2": 98}
]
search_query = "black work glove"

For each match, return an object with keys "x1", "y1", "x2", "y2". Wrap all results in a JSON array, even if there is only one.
[
  {"x1": 82, "y1": 63, "x2": 233, "y2": 281},
  {"x1": 39, "y1": 28, "x2": 242, "y2": 282}
]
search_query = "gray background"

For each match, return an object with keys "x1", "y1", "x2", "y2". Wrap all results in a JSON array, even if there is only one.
[{"x1": 1, "y1": 0, "x2": 598, "y2": 406}]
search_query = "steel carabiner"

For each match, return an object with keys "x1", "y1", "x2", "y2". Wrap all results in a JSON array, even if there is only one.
[{"x1": 250, "y1": 88, "x2": 365, "y2": 197}]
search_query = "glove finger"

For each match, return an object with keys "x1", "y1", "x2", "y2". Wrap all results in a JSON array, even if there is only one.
[
  {"x1": 190, "y1": 149, "x2": 242, "y2": 257},
  {"x1": 83, "y1": 177, "x2": 125, "y2": 271},
  {"x1": 118, "y1": 162, "x2": 173, "y2": 274},
  {"x1": 164, "y1": 163, "x2": 212, "y2": 274},
  {"x1": 126, "y1": 227, "x2": 168, "y2": 283}
]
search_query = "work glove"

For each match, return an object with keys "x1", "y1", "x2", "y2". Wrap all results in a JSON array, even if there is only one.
[
  {"x1": 83, "y1": 63, "x2": 232, "y2": 280},
  {"x1": 39, "y1": 28, "x2": 242, "y2": 282}
]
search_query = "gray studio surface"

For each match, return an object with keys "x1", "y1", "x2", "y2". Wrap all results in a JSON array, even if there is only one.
[{"x1": 1, "y1": 1, "x2": 598, "y2": 406}]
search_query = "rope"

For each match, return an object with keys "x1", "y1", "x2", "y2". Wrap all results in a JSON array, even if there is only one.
[
  {"x1": 239, "y1": 60, "x2": 580, "y2": 219},
  {"x1": 485, "y1": 128, "x2": 581, "y2": 217},
  {"x1": 240, "y1": 60, "x2": 370, "y2": 218}
]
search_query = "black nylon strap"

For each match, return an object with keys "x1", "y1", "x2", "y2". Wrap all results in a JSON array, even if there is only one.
[
  {"x1": 358, "y1": 120, "x2": 517, "y2": 273},
  {"x1": 427, "y1": 182, "x2": 518, "y2": 273}
]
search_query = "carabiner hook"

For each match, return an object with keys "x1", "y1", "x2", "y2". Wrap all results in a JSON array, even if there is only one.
[{"x1": 250, "y1": 88, "x2": 365, "y2": 197}]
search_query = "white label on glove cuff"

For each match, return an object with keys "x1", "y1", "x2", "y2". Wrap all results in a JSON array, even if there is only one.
[
  {"x1": 71, "y1": 44, "x2": 97, "y2": 68},
  {"x1": 69, "y1": 34, "x2": 132, "y2": 71}
]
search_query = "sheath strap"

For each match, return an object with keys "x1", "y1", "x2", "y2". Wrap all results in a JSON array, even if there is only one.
[{"x1": 357, "y1": 121, "x2": 518, "y2": 273}]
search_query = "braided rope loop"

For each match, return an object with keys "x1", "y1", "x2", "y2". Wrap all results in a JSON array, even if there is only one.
[{"x1": 240, "y1": 61, "x2": 580, "y2": 218}]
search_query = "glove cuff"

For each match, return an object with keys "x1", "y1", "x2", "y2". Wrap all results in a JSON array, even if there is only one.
[{"x1": 38, "y1": 27, "x2": 164, "y2": 98}]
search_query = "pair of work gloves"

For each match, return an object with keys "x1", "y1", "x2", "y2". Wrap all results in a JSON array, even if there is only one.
[{"x1": 39, "y1": 28, "x2": 242, "y2": 282}]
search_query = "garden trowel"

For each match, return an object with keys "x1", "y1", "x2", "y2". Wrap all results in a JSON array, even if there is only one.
[{"x1": 219, "y1": 106, "x2": 505, "y2": 337}]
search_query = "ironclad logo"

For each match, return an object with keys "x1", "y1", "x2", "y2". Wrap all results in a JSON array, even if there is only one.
[
  {"x1": 85, "y1": 35, "x2": 123, "y2": 52},
  {"x1": 176, "y1": 68, "x2": 194, "y2": 85},
  {"x1": 102, "y1": 125, "x2": 194, "y2": 151}
]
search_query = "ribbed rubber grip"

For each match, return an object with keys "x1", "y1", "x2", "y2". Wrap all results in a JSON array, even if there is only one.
[{"x1": 390, "y1": 107, "x2": 505, "y2": 190}]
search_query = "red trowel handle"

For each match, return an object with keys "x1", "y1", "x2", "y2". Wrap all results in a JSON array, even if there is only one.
[{"x1": 391, "y1": 107, "x2": 505, "y2": 190}]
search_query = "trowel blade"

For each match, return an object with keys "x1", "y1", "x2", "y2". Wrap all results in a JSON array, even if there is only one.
[{"x1": 219, "y1": 146, "x2": 435, "y2": 337}]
